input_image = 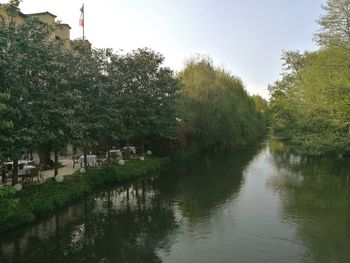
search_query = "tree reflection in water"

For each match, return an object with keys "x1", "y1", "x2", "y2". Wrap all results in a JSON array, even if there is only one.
[
  {"x1": 0, "y1": 180, "x2": 179, "y2": 263},
  {"x1": 268, "y1": 138, "x2": 350, "y2": 263},
  {"x1": 0, "y1": 143, "x2": 261, "y2": 263}
]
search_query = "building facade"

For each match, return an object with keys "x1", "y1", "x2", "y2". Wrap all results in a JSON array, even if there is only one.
[{"x1": 0, "y1": 5, "x2": 71, "y2": 50}]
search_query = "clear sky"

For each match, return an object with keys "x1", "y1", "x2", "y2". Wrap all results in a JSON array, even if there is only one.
[{"x1": 1, "y1": 0, "x2": 326, "y2": 99}]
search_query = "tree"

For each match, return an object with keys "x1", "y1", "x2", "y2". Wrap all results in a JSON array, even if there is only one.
[
  {"x1": 315, "y1": 0, "x2": 350, "y2": 47},
  {"x1": 108, "y1": 48, "x2": 179, "y2": 153},
  {"x1": 0, "y1": 2, "x2": 45, "y2": 184},
  {"x1": 179, "y1": 56, "x2": 265, "y2": 150},
  {"x1": 0, "y1": 1, "x2": 75, "y2": 181},
  {"x1": 269, "y1": 48, "x2": 350, "y2": 156}
]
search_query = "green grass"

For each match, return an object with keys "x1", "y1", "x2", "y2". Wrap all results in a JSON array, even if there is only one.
[{"x1": 0, "y1": 156, "x2": 168, "y2": 233}]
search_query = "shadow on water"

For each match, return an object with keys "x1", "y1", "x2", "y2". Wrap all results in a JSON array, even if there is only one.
[
  {"x1": 158, "y1": 144, "x2": 263, "y2": 222},
  {"x1": 268, "y1": 138, "x2": 350, "y2": 263},
  {"x1": 0, "y1": 142, "x2": 262, "y2": 263}
]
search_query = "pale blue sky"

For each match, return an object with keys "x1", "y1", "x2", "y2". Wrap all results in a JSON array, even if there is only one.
[{"x1": 1, "y1": 0, "x2": 326, "y2": 98}]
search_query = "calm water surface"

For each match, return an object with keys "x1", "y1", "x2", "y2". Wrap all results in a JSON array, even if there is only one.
[{"x1": 1, "y1": 140, "x2": 350, "y2": 263}]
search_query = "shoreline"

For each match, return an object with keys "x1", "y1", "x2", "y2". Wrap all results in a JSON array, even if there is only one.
[{"x1": 0, "y1": 156, "x2": 169, "y2": 233}]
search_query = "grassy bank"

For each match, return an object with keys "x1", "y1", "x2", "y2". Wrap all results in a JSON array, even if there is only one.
[{"x1": 0, "y1": 156, "x2": 168, "y2": 233}]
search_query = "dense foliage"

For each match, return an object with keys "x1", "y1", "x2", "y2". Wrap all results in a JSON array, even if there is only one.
[
  {"x1": 269, "y1": 0, "x2": 350, "y2": 156},
  {"x1": 0, "y1": 1, "x2": 178, "y2": 183},
  {"x1": 178, "y1": 57, "x2": 266, "y2": 150},
  {"x1": 1, "y1": 0, "x2": 266, "y2": 188}
]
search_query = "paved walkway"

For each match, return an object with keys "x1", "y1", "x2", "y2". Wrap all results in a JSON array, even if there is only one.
[
  {"x1": 41, "y1": 157, "x2": 80, "y2": 179},
  {"x1": 0, "y1": 157, "x2": 80, "y2": 187}
]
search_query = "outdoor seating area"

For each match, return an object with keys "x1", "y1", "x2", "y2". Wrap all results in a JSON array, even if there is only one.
[
  {"x1": 1, "y1": 144, "x2": 150, "y2": 188},
  {"x1": 75, "y1": 146, "x2": 139, "y2": 167},
  {"x1": 1, "y1": 160, "x2": 44, "y2": 186}
]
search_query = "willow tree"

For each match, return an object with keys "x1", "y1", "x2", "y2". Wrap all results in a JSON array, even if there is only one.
[{"x1": 179, "y1": 56, "x2": 264, "y2": 150}]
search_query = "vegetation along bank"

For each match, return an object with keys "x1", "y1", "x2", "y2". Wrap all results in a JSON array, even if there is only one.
[{"x1": 0, "y1": 157, "x2": 167, "y2": 233}]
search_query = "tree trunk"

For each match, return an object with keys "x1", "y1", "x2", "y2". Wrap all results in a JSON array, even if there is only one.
[
  {"x1": 38, "y1": 144, "x2": 53, "y2": 168},
  {"x1": 83, "y1": 147, "x2": 88, "y2": 168},
  {"x1": 141, "y1": 140, "x2": 145, "y2": 155},
  {"x1": 54, "y1": 149, "x2": 59, "y2": 177},
  {"x1": 12, "y1": 158, "x2": 18, "y2": 185}
]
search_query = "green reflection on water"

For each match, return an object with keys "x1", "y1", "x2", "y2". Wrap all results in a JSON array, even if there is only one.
[
  {"x1": 268, "y1": 138, "x2": 350, "y2": 263},
  {"x1": 1, "y1": 140, "x2": 349, "y2": 263}
]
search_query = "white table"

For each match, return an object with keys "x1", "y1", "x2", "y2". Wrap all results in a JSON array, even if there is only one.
[
  {"x1": 107, "y1": 149, "x2": 123, "y2": 157},
  {"x1": 4, "y1": 160, "x2": 31, "y2": 166},
  {"x1": 18, "y1": 165, "x2": 36, "y2": 176},
  {"x1": 79, "y1": 155, "x2": 97, "y2": 165},
  {"x1": 123, "y1": 146, "x2": 136, "y2": 154},
  {"x1": 7, "y1": 165, "x2": 36, "y2": 176}
]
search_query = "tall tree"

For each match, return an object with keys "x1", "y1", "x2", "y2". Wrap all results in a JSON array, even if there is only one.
[
  {"x1": 108, "y1": 48, "x2": 179, "y2": 153},
  {"x1": 315, "y1": 0, "x2": 350, "y2": 47},
  {"x1": 179, "y1": 56, "x2": 265, "y2": 149},
  {"x1": 0, "y1": 2, "x2": 43, "y2": 184}
]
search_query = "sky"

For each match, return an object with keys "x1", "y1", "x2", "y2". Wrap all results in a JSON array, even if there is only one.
[{"x1": 1, "y1": 0, "x2": 326, "y2": 99}]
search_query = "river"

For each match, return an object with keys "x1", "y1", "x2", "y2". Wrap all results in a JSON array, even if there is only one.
[{"x1": 1, "y1": 140, "x2": 349, "y2": 263}]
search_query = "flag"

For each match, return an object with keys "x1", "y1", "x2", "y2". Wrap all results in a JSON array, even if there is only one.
[{"x1": 79, "y1": 4, "x2": 84, "y2": 27}]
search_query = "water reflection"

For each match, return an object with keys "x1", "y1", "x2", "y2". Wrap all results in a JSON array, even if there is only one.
[
  {"x1": 162, "y1": 147, "x2": 260, "y2": 222},
  {"x1": 268, "y1": 139, "x2": 350, "y2": 263},
  {"x1": 2, "y1": 140, "x2": 350, "y2": 262},
  {"x1": 0, "y1": 145, "x2": 260, "y2": 263},
  {"x1": 0, "y1": 182, "x2": 179, "y2": 263}
]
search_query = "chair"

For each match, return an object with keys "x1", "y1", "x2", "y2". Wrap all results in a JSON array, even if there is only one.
[
  {"x1": 72, "y1": 156, "x2": 80, "y2": 168},
  {"x1": 26, "y1": 167, "x2": 43, "y2": 183},
  {"x1": 36, "y1": 164, "x2": 44, "y2": 182},
  {"x1": 96, "y1": 156, "x2": 105, "y2": 166},
  {"x1": 1, "y1": 166, "x2": 8, "y2": 185},
  {"x1": 18, "y1": 163, "x2": 26, "y2": 182}
]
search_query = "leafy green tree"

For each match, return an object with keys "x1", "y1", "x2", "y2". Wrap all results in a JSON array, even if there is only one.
[
  {"x1": 68, "y1": 41, "x2": 125, "y2": 166},
  {"x1": 0, "y1": 2, "x2": 45, "y2": 183},
  {"x1": 315, "y1": 0, "x2": 350, "y2": 47},
  {"x1": 269, "y1": 48, "x2": 350, "y2": 156},
  {"x1": 179, "y1": 56, "x2": 265, "y2": 150},
  {"x1": 269, "y1": 0, "x2": 350, "y2": 156},
  {"x1": 0, "y1": 0, "x2": 75, "y2": 180},
  {"x1": 108, "y1": 48, "x2": 179, "y2": 153}
]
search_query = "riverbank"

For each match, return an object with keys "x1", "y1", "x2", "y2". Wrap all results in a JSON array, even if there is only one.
[{"x1": 0, "y1": 156, "x2": 168, "y2": 233}]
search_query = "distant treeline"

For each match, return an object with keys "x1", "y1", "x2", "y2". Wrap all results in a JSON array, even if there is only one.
[
  {"x1": 0, "y1": 1, "x2": 266, "y2": 184},
  {"x1": 178, "y1": 57, "x2": 266, "y2": 150},
  {"x1": 269, "y1": 0, "x2": 350, "y2": 157}
]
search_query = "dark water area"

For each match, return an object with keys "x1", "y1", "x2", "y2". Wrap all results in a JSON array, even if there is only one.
[{"x1": 1, "y1": 140, "x2": 350, "y2": 263}]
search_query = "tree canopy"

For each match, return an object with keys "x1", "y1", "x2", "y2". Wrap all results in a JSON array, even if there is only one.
[
  {"x1": 178, "y1": 57, "x2": 265, "y2": 150},
  {"x1": 269, "y1": 0, "x2": 350, "y2": 156}
]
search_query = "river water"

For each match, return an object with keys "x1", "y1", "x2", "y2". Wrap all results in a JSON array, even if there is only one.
[{"x1": 1, "y1": 140, "x2": 350, "y2": 263}]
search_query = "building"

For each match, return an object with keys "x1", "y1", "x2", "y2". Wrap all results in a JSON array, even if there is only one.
[{"x1": 0, "y1": 4, "x2": 71, "y2": 50}]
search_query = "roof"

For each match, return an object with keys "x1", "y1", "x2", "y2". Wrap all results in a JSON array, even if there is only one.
[
  {"x1": 25, "y1": 12, "x2": 57, "y2": 18},
  {"x1": 58, "y1": 23, "x2": 71, "y2": 29}
]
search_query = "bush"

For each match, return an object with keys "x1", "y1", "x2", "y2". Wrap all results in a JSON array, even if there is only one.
[{"x1": 0, "y1": 187, "x2": 34, "y2": 232}]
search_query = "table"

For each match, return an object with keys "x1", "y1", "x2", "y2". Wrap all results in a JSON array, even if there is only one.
[
  {"x1": 79, "y1": 155, "x2": 97, "y2": 165},
  {"x1": 7, "y1": 165, "x2": 36, "y2": 176},
  {"x1": 3, "y1": 160, "x2": 31, "y2": 166},
  {"x1": 107, "y1": 149, "x2": 123, "y2": 157},
  {"x1": 18, "y1": 165, "x2": 36, "y2": 176},
  {"x1": 123, "y1": 146, "x2": 136, "y2": 154}
]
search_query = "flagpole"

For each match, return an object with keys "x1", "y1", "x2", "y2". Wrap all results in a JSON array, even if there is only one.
[
  {"x1": 83, "y1": 5, "x2": 85, "y2": 40},
  {"x1": 80, "y1": 4, "x2": 85, "y2": 40}
]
